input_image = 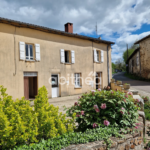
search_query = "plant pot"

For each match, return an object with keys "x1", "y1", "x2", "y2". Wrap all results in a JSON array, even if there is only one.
[
  {"x1": 111, "y1": 79, "x2": 115, "y2": 83},
  {"x1": 117, "y1": 81, "x2": 122, "y2": 85},
  {"x1": 123, "y1": 84, "x2": 130, "y2": 90}
]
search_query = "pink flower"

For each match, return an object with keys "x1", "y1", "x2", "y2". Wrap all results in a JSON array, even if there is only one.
[
  {"x1": 76, "y1": 113, "x2": 80, "y2": 117},
  {"x1": 81, "y1": 111, "x2": 84, "y2": 115},
  {"x1": 101, "y1": 103, "x2": 107, "y2": 109},
  {"x1": 121, "y1": 107, "x2": 125, "y2": 110},
  {"x1": 95, "y1": 108, "x2": 100, "y2": 113},
  {"x1": 111, "y1": 91, "x2": 114, "y2": 94},
  {"x1": 128, "y1": 92, "x2": 133, "y2": 95},
  {"x1": 93, "y1": 123, "x2": 98, "y2": 128},
  {"x1": 98, "y1": 88, "x2": 101, "y2": 91},
  {"x1": 94, "y1": 105, "x2": 98, "y2": 109},
  {"x1": 120, "y1": 111, "x2": 124, "y2": 114},
  {"x1": 125, "y1": 94, "x2": 128, "y2": 98},
  {"x1": 135, "y1": 123, "x2": 140, "y2": 126},
  {"x1": 135, "y1": 126, "x2": 138, "y2": 129},
  {"x1": 91, "y1": 90, "x2": 96, "y2": 92},
  {"x1": 74, "y1": 102, "x2": 78, "y2": 106},
  {"x1": 136, "y1": 99, "x2": 140, "y2": 102},
  {"x1": 104, "y1": 120, "x2": 110, "y2": 126},
  {"x1": 123, "y1": 99, "x2": 126, "y2": 102}
]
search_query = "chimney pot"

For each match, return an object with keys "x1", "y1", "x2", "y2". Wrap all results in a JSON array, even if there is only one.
[{"x1": 65, "y1": 23, "x2": 73, "y2": 33}]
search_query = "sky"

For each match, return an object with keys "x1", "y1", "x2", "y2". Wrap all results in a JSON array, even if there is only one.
[{"x1": 0, "y1": 0, "x2": 150, "y2": 63}]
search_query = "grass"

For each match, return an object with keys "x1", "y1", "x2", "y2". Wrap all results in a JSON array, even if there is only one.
[{"x1": 124, "y1": 73, "x2": 150, "y2": 82}]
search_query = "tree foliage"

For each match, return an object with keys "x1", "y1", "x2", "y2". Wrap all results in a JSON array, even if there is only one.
[{"x1": 123, "y1": 44, "x2": 139, "y2": 63}]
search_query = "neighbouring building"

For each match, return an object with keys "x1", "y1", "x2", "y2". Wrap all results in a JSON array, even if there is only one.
[
  {"x1": 0, "y1": 17, "x2": 114, "y2": 99},
  {"x1": 127, "y1": 34, "x2": 150, "y2": 79}
]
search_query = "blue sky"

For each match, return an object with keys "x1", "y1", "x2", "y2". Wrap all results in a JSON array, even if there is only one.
[{"x1": 0, "y1": 0, "x2": 150, "y2": 63}]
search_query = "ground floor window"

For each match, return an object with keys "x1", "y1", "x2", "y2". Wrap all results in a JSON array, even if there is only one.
[{"x1": 75, "y1": 73, "x2": 81, "y2": 87}]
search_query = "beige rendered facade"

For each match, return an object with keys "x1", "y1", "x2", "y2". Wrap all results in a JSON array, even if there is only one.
[{"x1": 0, "y1": 18, "x2": 113, "y2": 99}]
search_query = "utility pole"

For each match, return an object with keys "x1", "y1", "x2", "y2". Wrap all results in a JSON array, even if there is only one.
[
  {"x1": 126, "y1": 44, "x2": 129, "y2": 73},
  {"x1": 96, "y1": 22, "x2": 98, "y2": 37}
]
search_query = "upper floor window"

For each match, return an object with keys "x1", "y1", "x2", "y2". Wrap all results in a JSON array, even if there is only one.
[
  {"x1": 60, "y1": 49, "x2": 75, "y2": 64},
  {"x1": 26, "y1": 44, "x2": 34, "y2": 60},
  {"x1": 19, "y1": 42, "x2": 41, "y2": 61},
  {"x1": 65, "y1": 50, "x2": 71, "y2": 63},
  {"x1": 94, "y1": 49, "x2": 104, "y2": 63}
]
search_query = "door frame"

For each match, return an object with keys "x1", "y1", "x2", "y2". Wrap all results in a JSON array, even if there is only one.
[
  {"x1": 51, "y1": 74, "x2": 60, "y2": 98},
  {"x1": 23, "y1": 72, "x2": 38, "y2": 99}
]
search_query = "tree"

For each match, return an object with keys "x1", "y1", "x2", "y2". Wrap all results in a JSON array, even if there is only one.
[
  {"x1": 112, "y1": 62, "x2": 116, "y2": 72},
  {"x1": 123, "y1": 44, "x2": 139, "y2": 63},
  {"x1": 115, "y1": 58, "x2": 126, "y2": 71}
]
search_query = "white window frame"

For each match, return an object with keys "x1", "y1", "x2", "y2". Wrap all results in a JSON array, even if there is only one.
[
  {"x1": 96, "y1": 50, "x2": 100, "y2": 62},
  {"x1": 74, "y1": 73, "x2": 81, "y2": 87},
  {"x1": 25, "y1": 44, "x2": 34, "y2": 60}
]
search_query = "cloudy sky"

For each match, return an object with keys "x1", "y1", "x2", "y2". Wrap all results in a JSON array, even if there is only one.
[{"x1": 1, "y1": 0, "x2": 150, "y2": 62}]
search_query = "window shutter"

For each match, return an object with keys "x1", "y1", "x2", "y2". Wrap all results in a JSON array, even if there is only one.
[
  {"x1": 101, "y1": 50, "x2": 104, "y2": 62},
  {"x1": 94, "y1": 49, "x2": 97, "y2": 62},
  {"x1": 71, "y1": 50, "x2": 75, "y2": 63},
  {"x1": 60, "y1": 49, "x2": 65, "y2": 63},
  {"x1": 35, "y1": 44, "x2": 40, "y2": 61},
  {"x1": 19, "y1": 42, "x2": 25, "y2": 60}
]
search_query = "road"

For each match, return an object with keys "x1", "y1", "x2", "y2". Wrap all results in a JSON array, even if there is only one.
[{"x1": 113, "y1": 72, "x2": 150, "y2": 94}]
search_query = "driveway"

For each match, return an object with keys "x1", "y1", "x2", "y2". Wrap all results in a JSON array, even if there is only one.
[{"x1": 113, "y1": 72, "x2": 150, "y2": 94}]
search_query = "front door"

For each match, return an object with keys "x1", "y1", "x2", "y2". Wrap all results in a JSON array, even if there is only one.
[
  {"x1": 95, "y1": 72, "x2": 102, "y2": 89},
  {"x1": 51, "y1": 75, "x2": 59, "y2": 98}
]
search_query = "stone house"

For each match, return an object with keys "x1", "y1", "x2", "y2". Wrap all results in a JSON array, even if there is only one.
[
  {"x1": 127, "y1": 34, "x2": 150, "y2": 79},
  {"x1": 0, "y1": 17, "x2": 114, "y2": 99}
]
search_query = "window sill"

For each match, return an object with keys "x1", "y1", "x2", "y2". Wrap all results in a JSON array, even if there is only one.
[
  {"x1": 64, "y1": 63, "x2": 72, "y2": 65},
  {"x1": 25, "y1": 60, "x2": 35, "y2": 62},
  {"x1": 74, "y1": 86, "x2": 82, "y2": 89},
  {"x1": 96, "y1": 61, "x2": 103, "y2": 64}
]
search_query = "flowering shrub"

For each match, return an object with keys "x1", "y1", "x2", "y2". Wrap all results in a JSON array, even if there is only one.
[
  {"x1": 0, "y1": 86, "x2": 76, "y2": 149},
  {"x1": 66, "y1": 89, "x2": 139, "y2": 131}
]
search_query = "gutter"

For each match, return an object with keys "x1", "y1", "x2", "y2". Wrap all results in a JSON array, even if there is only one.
[{"x1": 107, "y1": 45, "x2": 110, "y2": 85}]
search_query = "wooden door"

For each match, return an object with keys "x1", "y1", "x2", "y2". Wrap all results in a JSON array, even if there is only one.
[{"x1": 24, "y1": 77, "x2": 29, "y2": 99}]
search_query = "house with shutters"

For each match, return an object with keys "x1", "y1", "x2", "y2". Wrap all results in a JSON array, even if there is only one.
[
  {"x1": 127, "y1": 34, "x2": 150, "y2": 79},
  {"x1": 0, "y1": 17, "x2": 114, "y2": 99}
]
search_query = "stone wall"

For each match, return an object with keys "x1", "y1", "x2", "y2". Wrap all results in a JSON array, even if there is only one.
[
  {"x1": 63, "y1": 115, "x2": 144, "y2": 150},
  {"x1": 137, "y1": 37, "x2": 150, "y2": 79}
]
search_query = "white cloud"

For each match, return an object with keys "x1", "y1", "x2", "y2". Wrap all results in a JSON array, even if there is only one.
[{"x1": 0, "y1": 0, "x2": 150, "y2": 62}]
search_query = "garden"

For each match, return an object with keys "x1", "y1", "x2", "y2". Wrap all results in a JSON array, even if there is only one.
[{"x1": 0, "y1": 85, "x2": 143, "y2": 150}]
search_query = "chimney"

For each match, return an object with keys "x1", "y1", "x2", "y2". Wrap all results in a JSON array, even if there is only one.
[{"x1": 64, "y1": 23, "x2": 73, "y2": 33}]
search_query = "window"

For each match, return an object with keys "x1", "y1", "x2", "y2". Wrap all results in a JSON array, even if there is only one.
[
  {"x1": 65, "y1": 51, "x2": 70, "y2": 63},
  {"x1": 94, "y1": 49, "x2": 104, "y2": 63},
  {"x1": 75, "y1": 73, "x2": 81, "y2": 87},
  {"x1": 132, "y1": 59, "x2": 134, "y2": 66},
  {"x1": 60, "y1": 49, "x2": 75, "y2": 64},
  {"x1": 25, "y1": 44, "x2": 34, "y2": 60},
  {"x1": 96, "y1": 51, "x2": 100, "y2": 62}
]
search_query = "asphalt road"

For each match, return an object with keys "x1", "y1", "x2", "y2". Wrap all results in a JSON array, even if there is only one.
[{"x1": 113, "y1": 72, "x2": 150, "y2": 93}]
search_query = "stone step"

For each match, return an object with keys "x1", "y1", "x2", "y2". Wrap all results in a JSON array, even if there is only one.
[{"x1": 130, "y1": 90, "x2": 139, "y2": 95}]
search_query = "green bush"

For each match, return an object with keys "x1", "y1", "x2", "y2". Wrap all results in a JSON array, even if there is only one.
[
  {"x1": 13, "y1": 126, "x2": 123, "y2": 150},
  {"x1": 0, "y1": 86, "x2": 76, "y2": 149},
  {"x1": 144, "y1": 102, "x2": 150, "y2": 121},
  {"x1": 66, "y1": 90, "x2": 139, "y2": 131}
]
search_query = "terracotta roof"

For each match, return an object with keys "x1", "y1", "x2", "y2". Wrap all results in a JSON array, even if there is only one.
[
  {"x1": 126, "y1": 47, "x2": 140, "y2": 63},
  {"x1": 0, "y1": 17, "x2": 114, "y2": 45},
  {"x1": 135, "y1": 34, "x2": 150, "y2": 44}
]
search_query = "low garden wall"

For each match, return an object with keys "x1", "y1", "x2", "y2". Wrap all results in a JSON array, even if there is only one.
[{"x1": 63, "y1": 116, "x2": 144, "y2": 150}]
